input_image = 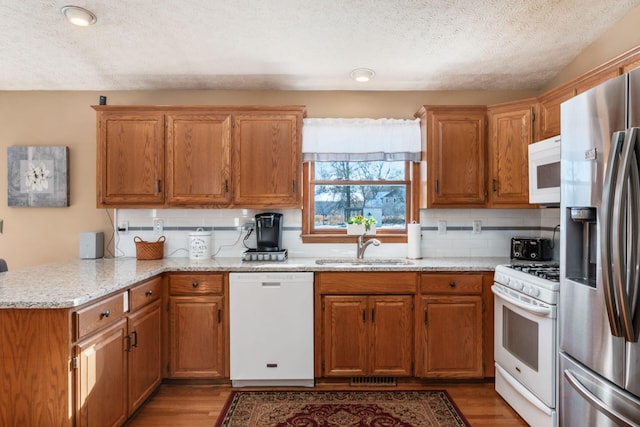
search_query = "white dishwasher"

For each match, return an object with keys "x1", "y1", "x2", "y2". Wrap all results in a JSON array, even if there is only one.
[{"x1": 229, "y1": 272, "x2": 314, "y2": 387}]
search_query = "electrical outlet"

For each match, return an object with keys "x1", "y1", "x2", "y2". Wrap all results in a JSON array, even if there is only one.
[
  {"x1": 242, "y1": 222, "x2": 254, "y2": 232},
  {"x1": 153, "y1": 218, "x2": 164, "y2": 234},
  {"x1": 437, "y1": 220, "x2": 447, "y2": 234},
  {"x1": 472, "y1": 220, "x2": 482, "y2": 234},
  {"x1": 117, "y1": 221, "x2": 128, "y2": 234}
]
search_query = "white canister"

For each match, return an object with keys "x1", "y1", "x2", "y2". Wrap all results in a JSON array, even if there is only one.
[{"x1": 189, "y1": 228, "x2": 212, "y2": 260}]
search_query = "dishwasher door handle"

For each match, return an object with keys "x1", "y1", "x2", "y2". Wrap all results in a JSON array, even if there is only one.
[{"x1": 262, "y1": 282, "x2": 281, "y2": 287}]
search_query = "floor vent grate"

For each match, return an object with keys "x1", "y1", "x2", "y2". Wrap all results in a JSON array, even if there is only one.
[{"x1": 350, "y1": 376, "x2": 397, "y2": 387}]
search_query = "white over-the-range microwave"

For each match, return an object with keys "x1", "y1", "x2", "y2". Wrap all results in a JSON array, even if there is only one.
[{"x1": 528, "y1": 135, "x2": 561, "y2": 205}]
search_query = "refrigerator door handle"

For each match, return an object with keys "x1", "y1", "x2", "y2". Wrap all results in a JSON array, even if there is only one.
[
  {"x1": 564, "y1": 368, "x2": 638, "y2": 427},
  {"x1": 613, "y1": 127, "x2": 640, "y2": 342},
  {"x1": 602, "y1": 130, "x2": 626, "y2": 337}
]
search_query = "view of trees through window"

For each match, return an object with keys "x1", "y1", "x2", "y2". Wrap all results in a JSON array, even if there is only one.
[{"x1": 312, "y1": 161, "x2": 408, "y2": 231}]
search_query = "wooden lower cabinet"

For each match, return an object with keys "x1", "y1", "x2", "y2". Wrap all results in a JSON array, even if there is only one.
[
  {"x1": 416, "y1": 273, "x2": 484, "y2": 378},
  {"x1": 75, "y1": 277, "x2": 163, "y2": 427},
  {"x1": 320, "y1": 291, "x2": 414, "y2": 377},
  {"x1": 127, "y1": 299, "x2": 162, "y2": 414},
  {"x1": 167, "y1": 273, "x2": 226, "y2": 379},
  {"x1": 76, "y1": 318, "x2": 128, "y2": 427}
]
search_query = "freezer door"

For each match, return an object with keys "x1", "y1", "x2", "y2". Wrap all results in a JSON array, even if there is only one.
[{"x1": 559, "y1": 353, "x2": 640, "y2": 427}]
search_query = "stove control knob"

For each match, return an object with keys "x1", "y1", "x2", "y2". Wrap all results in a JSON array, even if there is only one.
[
  {"x1": 530, "y1": 287, "x2": 540, "y2": 297},
  {"x1": 531, "y1": 253, "x2": 537, "y2": 259},
  {"x1": 514, "y1": 280, "x2": 524, "y2": 291}
]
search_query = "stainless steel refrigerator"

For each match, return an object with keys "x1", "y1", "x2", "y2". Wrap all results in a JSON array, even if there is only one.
[{"x1": 560, "y1": 70, "x2": 640, "y2": 426}]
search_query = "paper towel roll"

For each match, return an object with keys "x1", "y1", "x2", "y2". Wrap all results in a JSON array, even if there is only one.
[{"x1": 407, "y1": 223, "x2": 422, "y2": 259}]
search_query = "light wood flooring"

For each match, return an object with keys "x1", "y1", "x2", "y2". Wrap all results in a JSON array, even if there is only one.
[{"x1": 126, "y1": 381, "x2": 528, "y2": 426}]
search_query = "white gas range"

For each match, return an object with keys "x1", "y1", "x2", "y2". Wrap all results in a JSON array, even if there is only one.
[{"x1": 492, "y1": 262, "x2": 560, "y2": 427}]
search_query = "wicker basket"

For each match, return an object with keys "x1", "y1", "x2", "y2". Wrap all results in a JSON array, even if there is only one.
[{"x1": 134, "y1": 236, "x2": 165, "y2": 260}]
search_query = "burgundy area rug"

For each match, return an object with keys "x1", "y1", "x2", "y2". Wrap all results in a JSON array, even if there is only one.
[{"x1": 214, "y1": 390, "x2": 470, "y2": 427}]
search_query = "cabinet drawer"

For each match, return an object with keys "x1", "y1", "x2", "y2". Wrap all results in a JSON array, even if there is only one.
[
  {"x1": 74, "y1": 292, "x2": 126, "y2": 340},
  {"x1": 317, "y1": 272, "x2": 417, "y2": 294},
  {"x1": 421, "y1": 274, "x2": 482, "y2": 294},
  {"x1": 169, "y1": 274, "x2": 223, "y2": 295},
  {"x1": 129, "y1": 276, "x2": 162, "y2": 312}
]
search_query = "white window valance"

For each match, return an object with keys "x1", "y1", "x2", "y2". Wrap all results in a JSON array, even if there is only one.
[{"x1": 302, "y1": 118, "x2": 422, "y2": 162}]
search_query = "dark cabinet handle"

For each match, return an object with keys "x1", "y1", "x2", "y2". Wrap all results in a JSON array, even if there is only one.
[
  {"x1": 100, "y1": 310, "x2": 110, "y2": 318},
  {"x1": 125, "y1": 334, "x2": 132, "y2": 352},
  {"x1": 362, "y1": 309, "x2": 366, "y2": 323},
  {"x1": 371, "y1": 308, "x2": 375, "y2": 323},
  {"x1": 192, "y1": 281, "x2": 199, "y2": 288},
  {"x1": 131, "y1": 330, "x2": 138, "y2": 348},
  {"x1": 449, "y1": 281, "x2": 456, "y2": 288},
  {"x1": 492, "y1": 179, "x2": 497, "y2": 192},
  {"x1": 145, "y1": 289, "x2": 153, "y2": 296}
]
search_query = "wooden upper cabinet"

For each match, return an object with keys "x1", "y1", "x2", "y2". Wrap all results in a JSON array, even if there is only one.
[
  {"x1": 97, "y1": 111, "x2": 165, "y2": 207},
  {"x1": 232, "y1": 112, "x2": 303, "y2": 207},
  {"x1": 166, "y1": 113, "x2": 232, "y2": 206},
  {"x1": 537, "y1": 86, "x2": 574, "y2": 140},
  {"x1": 94, "y1": 106, "x2": 305, "y2": 208},
  {"x1": 416, "y1": 106, "x2": 487, "y2": 208},
  {"x1": 487, "y1": 100, "x2": 535, "y2": 208},
  {"x1": 574, "y1": 68, "x2": 622, "y2": 95}
]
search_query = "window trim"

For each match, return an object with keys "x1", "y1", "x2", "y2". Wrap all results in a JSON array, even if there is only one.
[{"x1": 301, "y1": 162, "x2": 420, "y2": 243}]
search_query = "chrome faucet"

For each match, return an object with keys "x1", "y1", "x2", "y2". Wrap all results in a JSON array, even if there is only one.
[{"x1": 356, "y1": 234, "x2": 381, "y2": 259}]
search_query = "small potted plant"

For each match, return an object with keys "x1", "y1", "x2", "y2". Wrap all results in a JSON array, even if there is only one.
[{"x1": 347, "y1": 214, "x2": 377, "y2": 235}]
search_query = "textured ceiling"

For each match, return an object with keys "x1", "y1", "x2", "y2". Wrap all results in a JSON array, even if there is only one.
[{"x1": 2, "y1": 0, "x2": 640, "y2": 91}]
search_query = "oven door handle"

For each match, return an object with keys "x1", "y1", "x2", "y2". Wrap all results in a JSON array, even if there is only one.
[{"x1": 491, "y1": 285, "x2": 552, "y2": 316}]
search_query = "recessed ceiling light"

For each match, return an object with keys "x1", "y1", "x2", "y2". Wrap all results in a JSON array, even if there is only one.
[
  {"x1": 61, "y1": 5, "x2": 97, "y2": 26},
  {"x1": 351, "y1": 68, "x2": 375, "y2": 82}
]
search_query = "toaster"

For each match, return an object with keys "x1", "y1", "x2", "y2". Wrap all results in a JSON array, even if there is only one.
[{"x1": 510, "y1": 237, "x2": 553, "y2": 261}]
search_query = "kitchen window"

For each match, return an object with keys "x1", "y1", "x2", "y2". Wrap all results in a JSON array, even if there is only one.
[{"x1": 300, "y1": 118, "x2": 421, "y2": 243}]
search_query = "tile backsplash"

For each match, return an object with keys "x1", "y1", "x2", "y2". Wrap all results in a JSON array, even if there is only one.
[{"x1": 112, "y1": 208, "x2": 560, "y2": 260}]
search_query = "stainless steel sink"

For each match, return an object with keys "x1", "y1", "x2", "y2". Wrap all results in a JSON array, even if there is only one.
[{"x1": 315, "y1": 258, "x2": 414, "y2": 266}]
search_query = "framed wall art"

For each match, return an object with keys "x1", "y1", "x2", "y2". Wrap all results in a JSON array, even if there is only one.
[{"x1": 7, "y1": 146, "x2": 69, "y2": 207}]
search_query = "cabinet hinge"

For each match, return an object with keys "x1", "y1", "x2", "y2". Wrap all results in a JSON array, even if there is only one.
[
  {"x1": 532, "y1": 112, "x2": 536, "y2": 122},
  {"x1": 217, "y1": 309, "x2": 222, "y2": 323},
  {"x1": 435, "y1": 180, "x2": 439, "y2": 193},
  {"x1": 71, "y1": 356, "x2": 79, "y2": 369},
  {"x1": 292, "y1": 180, "x2": 296, "y2": 193},
  {"x1": 424, "y1": 311, "x2": 428, "y2": 324},
  {"x1": 321, "y1": 301, "x2": 325, "y2": 310}
]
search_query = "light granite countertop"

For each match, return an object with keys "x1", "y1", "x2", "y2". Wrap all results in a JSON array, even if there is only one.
[{"x1": 0, "y1": 256, "x2": 509, "y2": 309}]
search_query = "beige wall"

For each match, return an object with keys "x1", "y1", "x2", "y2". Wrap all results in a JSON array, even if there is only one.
[
  {"x1": 2, "y1": 1, "x2": 639, "y2": 270},
  {"x1": 0, "y1": 89, "x2": 536, "y2": 270},
  {"x1": 544, "y1": 4, "x2": 640, "y2": 90}
]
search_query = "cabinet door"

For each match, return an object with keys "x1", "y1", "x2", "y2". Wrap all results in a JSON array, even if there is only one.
[
  {"x1": 166, "y1": 113, "x2": 232, "y2": 206},
  {"x1": 232, "y1": 113, "x2": 302, "y2": 207},
  {"x1": 419, "y1": 295, "x2": 483, "y2": 378},
  {"x1": 96, "y1": 111, "x2": 165, "y2": 207},
  {"x1": 168, "y1": 296, "x2": 224, "y2": 378},
  {"x1": 322, "y1": 296, "x2": 368, "y2": 377},
  {"x1": 76, "y1": 318, "x2": 128, "y2": 427},
  {"x1": 487, "y1": 104, "x2": 533, "y2": 207},
  {"x1": 424, "y1": 107, "x2": 487, "y2": 207},
  {"x1": 127, "y1": 300, "x2": 161, "y2": 414},
  {"x1": 369, "y1": 296, "x2": 413, "y2": 376},
  {"x1": 538, "y1": 87, "x2": 574, "y2": 140}
]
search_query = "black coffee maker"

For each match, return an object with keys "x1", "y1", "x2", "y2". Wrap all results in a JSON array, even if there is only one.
[{"x1": 255, "y1": 213, "x2": 283, "y2": 252}]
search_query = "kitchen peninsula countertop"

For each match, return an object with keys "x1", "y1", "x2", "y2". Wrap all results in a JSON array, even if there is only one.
[{"x1": 0, "y1": 256, "x2": 509, "y2": 309}]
